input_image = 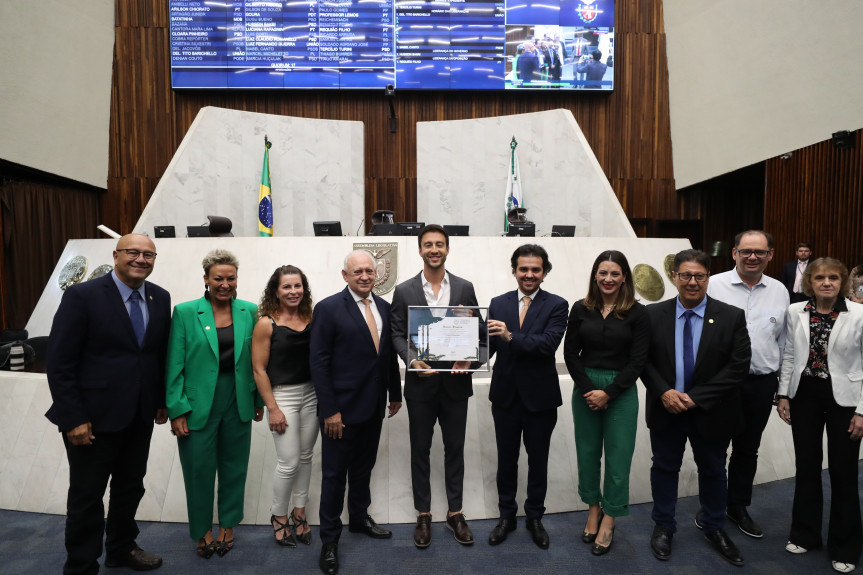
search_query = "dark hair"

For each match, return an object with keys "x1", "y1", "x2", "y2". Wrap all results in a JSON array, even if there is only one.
[
  {"x1": 796, "y1": 242, "x2": 812, "y2": 250},
  {"x1": 801, "y1": 257, "x2": 850, "y2": 298},
  {"x1": 673, "y1": 249, "x2": 711, "y2": 272},
  {"x1": 510, "y1": 244, "x2": 551, "y2": 274},
  {"x1": 592, "y1": 49, "x2": 602, "y2": 61},
  {"x1": 257, "y1": 265, "x2": 313, "y2": 321},
  {"x1": 584, "y1": 250, "x2": 636, "y2": 318},
  {"x1": 733, "y1": 230, "x2": 774, "y2": 249},
  {"x1": 417, "y1": 224, "x2": 449, "y2": 248}
]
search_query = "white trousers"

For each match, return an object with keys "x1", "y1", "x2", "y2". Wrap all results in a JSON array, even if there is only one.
[{"x1": 269, "y1": 382, "x2": 319, "y2": 515}]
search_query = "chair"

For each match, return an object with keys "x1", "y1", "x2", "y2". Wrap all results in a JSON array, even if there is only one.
[{"x1": 207, "y1": 215, "x2": 234, "y2": 237}]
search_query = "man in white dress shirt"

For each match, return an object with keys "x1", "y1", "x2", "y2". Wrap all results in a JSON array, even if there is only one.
[{"x1": 707, "y1": 230, "x2": 789, "y2": 538}]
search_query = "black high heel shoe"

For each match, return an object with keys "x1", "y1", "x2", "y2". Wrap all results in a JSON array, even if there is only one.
[
  {"x1": 582, "y1": 510, "x2": 604, "y2": 544},
  {"x1": 196, "y1": 537, "x2": 216, "y2": 559},
  {"x1": 272, "y1": 514, "x2": 297, "y2": 547},
  {"x1": 291, "y1": 510, "x2": 313, "y2": 546},
  {"x1": 216, "y1": 529, "x2": 234, "y2": 557},
  {"x1": 591, "y1": 526, "x2": 615, "y2": 556}
]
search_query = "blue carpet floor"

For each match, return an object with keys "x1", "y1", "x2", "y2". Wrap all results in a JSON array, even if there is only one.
[{"x1": 0, "y1": 465, "x2": 853, "y2": 574}]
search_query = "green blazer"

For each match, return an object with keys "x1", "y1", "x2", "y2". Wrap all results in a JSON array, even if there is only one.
[{"x1": 166, "y1": 296, "x2": 259, "y2": 430}]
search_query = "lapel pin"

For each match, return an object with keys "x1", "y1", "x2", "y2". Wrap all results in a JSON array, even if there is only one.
[
  {"x1": 205, "y1": 325, "x2": 211, "y2": 330},
  {"x1": 149, "y1": 295, "x2": 153, "y2": 301},
  {"x1": 708, "y1": 319, "x2": 714, "y2": 324}
]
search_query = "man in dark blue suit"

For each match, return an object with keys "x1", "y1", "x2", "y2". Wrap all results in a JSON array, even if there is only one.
[
  {"x1": 486, "y1": 244, "x2": 569, "y2": 549},
  {"x1": 310, "y1": 250, "x2": 402, "y2": 575},
  {"x1": 46, "y1": 234, "x2": 171, "y2": 575},
  {"x1": 641, "y1": 249, "x2": 751, "y2": 566}
]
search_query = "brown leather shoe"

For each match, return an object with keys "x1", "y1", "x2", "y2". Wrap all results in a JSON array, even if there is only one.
[
  {"x1": 414, "y1": 514, "x2": 432, "y2": 548},
  {"x1": 105, "y1": 545, "x2": 163, "y2": 570},
  {"x1": 446, "y1": 513, "x2": 474, "y2": 545}
]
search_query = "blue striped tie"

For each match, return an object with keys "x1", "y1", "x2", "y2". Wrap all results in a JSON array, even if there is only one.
[{"x1": 129, "y1": 291, "x2": 145, "y2": 346}]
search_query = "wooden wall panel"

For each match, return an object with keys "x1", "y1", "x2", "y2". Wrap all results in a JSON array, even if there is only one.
[
  {"x1": 106, "y1": 0, "x2": 680, "y2": 235},
  {"x1": 764, "y1": 130, "x2": 863, "y2": 279}
]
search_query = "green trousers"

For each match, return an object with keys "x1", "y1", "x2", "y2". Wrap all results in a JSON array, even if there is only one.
[
  {"x1": 177, "y1": 372, "x2": 252, "y2": 540},
  {"x1": 572, "y1": 367, "x2": 638, "y2": 517}
]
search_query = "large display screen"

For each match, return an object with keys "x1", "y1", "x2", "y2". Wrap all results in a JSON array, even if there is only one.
[{"x1": 169, "y1": 0, "x2": 614, "y2": 90}]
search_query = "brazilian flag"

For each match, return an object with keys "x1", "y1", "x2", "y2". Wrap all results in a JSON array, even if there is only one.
[{"x1": 258, "y1": 140, "x2": 273, "y2": 237}]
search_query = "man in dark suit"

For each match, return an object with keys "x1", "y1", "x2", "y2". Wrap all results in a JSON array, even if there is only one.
[
  {"x1": 486, "y1": 244, "x2": 569, "y2": 549},
  {"x1": 46, "y1": 234, "x2": 171, "y2": 575},
  {"x1": 642, "y1": 249, "x2": 751, "y2": 566},
  {"x1": 310, "y1": 250, "x2": 403, "y2": 575},
  {"x1": 391, "y1": 224, "x2": 478, "y2": 548},
  {"x1": 781, "y1": 242, "x2": 812, "y2": 303}
]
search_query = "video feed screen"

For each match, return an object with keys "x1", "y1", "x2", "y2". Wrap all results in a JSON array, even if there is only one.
[{"x1": 168, "y1": 0, "x2": 614, "y2": 91}]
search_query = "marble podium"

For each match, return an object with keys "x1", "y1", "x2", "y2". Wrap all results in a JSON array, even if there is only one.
[{"x1": 8, "y1": 236, "x2": 805, "y2": 526}]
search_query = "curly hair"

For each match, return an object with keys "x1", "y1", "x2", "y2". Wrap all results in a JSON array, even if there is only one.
[{"x1": 258, "y1": 265, "x2": 313, "y2": 321}]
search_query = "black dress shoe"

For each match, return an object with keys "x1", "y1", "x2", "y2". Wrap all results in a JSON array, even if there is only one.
[
  {"x1": 650, "y1": 525, "x2": 673, "y2": 561},
  {"x1": 348, "y1": 515, "x2": 392, "y2": 539},
  {"x1": 704, "y1": 529, "x2": 744, "y2": 566},
  {"x1": 526, "y1": 518, "x2": 550, "y2": 549},
  {"x1": 105, "y1": 545, "x2": 163, "y2": 570},
  {"x1": 726, "y1": 507, "x2": 763, "y2": 538},
  {"x1": 319, "y1": 542, "x2": 338, "y2": 575},
  {"x1": 488, "y1": 517, "x2": 517, "y2": 546}
]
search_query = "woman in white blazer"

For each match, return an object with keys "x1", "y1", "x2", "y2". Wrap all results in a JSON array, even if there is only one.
[{"x1": 776, "y1": 257, "x2": 863, "y2": 574}]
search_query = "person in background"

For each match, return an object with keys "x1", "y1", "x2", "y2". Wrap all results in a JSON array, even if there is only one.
[{"x1": 782, "y1": 242, "x2": 813, "y2": 304}]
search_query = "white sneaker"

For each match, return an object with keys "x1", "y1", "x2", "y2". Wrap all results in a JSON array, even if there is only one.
[
  {"x1": 832, "y1": 561, "x2": 856, "y2": 573},
  {"x1": 785, "y1": 541, "x2": 808, "y2": 554}
]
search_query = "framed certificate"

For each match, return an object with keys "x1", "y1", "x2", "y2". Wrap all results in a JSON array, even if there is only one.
[{"x1": 406, "y1": 306, "x2": 490, "y2": 372}]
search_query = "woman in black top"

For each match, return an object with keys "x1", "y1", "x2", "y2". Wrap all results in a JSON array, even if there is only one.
[
  {"x1": 252, "y1": 265, "x2": 317, "y2": 547},
  {"x1": 563, "y1": 250, "x2": 650, "y2": 556}
]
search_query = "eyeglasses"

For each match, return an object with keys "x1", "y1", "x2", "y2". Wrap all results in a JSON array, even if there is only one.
[
  {"x1": 736, "y1": 249, "x2": 771, "y2": 258},
  {"x1": 675, "y1": 272, "x2": 708, "y2": 283},
  {"x1": 117, "y1": 249, "x2": 157, "y2": 261}
]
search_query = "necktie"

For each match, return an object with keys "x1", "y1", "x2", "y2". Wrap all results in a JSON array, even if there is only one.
[
  {"x1": 793, "y1": 262, "x2": 805, "y2": 293},
  {"x1": 682, "y1": 310, "x2": 695, "y2": 392},
  {"x1": 362, "y1": 299, "x2": 380, "y2": 353},
  {"x1": 129, "y1": 290, "x2": 145, "y2": 346},
  {"x1": 519, "y1": 296, "x2": 531, "y2": 327}
]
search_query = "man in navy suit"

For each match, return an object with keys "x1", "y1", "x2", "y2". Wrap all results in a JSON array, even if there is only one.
[
  {"x1": 486, "y1": 244, "x2": 569, "y2": 549},
  {"x1": 782, "y1": 242, "x2": 812, "y2": 304},
  {"x1": 46, "y1": 233, "x2": 171, "y2": 575},
  {"x1": 642, "y1": 249, "x2": 751, "y2": 566},
  {"x1": 310, "y1": 250, "x2": 402, "y2": 575},
  {"x1": 391, "y1": 224, "x2": 479, "y2": 548}
]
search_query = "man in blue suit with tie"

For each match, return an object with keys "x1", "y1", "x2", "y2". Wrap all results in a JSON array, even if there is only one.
[
  {"x1": 486, "y1": 244, "x2": 569, "y2": 549},
  {"x1": 46, "y1": 234, "x2": 171, "y2": 575},
  {"x1": 641, "y1": 249, "x2": 751, "y2": 566},
  {"x1": 310, "y1": 250, "x2": 402, "y2": 575}
]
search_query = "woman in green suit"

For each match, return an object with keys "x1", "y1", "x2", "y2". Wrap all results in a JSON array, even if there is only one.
[{"x1": 166, "y1": 249, "x2": 264, "y2": 558}]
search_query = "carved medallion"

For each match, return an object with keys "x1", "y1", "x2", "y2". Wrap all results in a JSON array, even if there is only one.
[
  {"x1": 58, "y1": 256, "x2": 88, "y2": 290},
  {"x1": 87, "y1": 264, "x2": 114, "y2": 281},
  {"x1": 633, "y1": 263, "x2": 665, "y2": 301}
]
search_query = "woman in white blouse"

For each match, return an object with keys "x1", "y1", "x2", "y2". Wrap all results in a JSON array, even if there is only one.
[{"x1": 777, "y1": 257, "x2": 863, "y2": 574}]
